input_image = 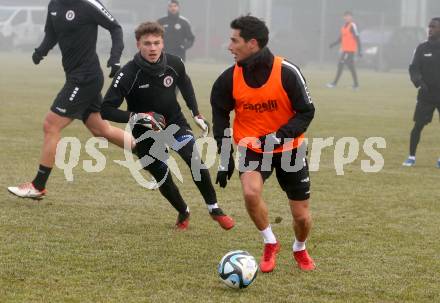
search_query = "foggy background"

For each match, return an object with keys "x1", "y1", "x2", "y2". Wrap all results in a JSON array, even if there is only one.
[{"x1": 1, "y1": 0, "x2": 440, "y2": 69}]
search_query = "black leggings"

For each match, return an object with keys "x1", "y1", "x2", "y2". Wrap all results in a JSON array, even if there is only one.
[
  {"x1": 333, "y1": 52, "x2": 358, "y2": 86},
  {"x1": 409, "y1": 121, "x2": 426, "y2": 156},
  {"x1": 133, "y1": 126, "x2": 217, "y2": 213}
]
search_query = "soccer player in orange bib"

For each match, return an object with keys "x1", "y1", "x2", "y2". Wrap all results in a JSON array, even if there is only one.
[
  {"x1": 327, "y1": 11, "x2": 362, "y2": 90},
  {"x1": 211, "y1": 15, "x2": 316, "y2": 272}
]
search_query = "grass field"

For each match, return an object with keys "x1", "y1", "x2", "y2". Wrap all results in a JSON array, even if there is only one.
[{"x1": 1, "y1": 53, "x2": 439, "y2": 303}]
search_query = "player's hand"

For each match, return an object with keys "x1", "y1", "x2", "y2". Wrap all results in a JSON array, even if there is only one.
[
  {"x1": 420, "y1": 82, "x2": 429, "y2": 93},
  {"x1": 216, "y1": 154, "x2": 234, "y2": 188},
  {"x1": 193, "y1": 114, "x2": 210, "y2": 137},
  {"x1": 259, "y1": 132, "x2": 283, "y2": 152},
  {"x1": 108, "y1": 62, "x2": 121, "y2": 78},
  {"x1": 130, "y1": 112, "x2": 166, "y2": 131},
  {"x1": 329, "y1": 42, "x2": 337, "y2": 49},
  {"x1": 32, "y1": 49, "x2": 43, "y2": 65}
]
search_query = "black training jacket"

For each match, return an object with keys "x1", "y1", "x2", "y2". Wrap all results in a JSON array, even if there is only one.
[
  {"x1": 210, "y1": 47, "x2": 315, "y2": 150},
  {"x1": 36, "y1": 0, "x2": 123, "y2": 78},
  {"x1": 409, "y1": 39, "x2": 440, "y2": 99},
  {"x1": 157, "y1": 12, "x2": 195, "y2": 59},
  {"x1": 101, "y1": 52, "x2": 199, "y2": 127}
]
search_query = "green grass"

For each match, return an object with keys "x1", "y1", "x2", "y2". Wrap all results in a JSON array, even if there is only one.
[{"x1": 1, "y1": 53, "x2": 439, "y2": 302}]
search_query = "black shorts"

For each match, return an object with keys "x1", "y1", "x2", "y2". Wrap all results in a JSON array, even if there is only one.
[
  {"x1": 50, "y1": 73, "x2": 104, "y2": 122},
  {"x1": 339, "y1": 52, "x2": 355, "y2": 65},
  {"x1": 237, "y1": 146, "x2": 311, "y2": 201},
  {"x1": 413, "y1": 97, "x2": 440, "y2": 125}
]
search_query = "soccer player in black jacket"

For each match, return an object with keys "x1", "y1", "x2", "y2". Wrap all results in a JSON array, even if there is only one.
[
  {"x1": 157, "y1": 0, "x2": 195, "y2": 61},
  {"x1": 211, "y1": 16, "x2": 315, "y2": 272},
  {"x1": 101, "y1": 21, "x2": 234, "y2": 231},
  {"x1": 403, "y1": 18, "x2": 440, "y2": 167},
  {"x1": 8, "y1": 0, "x2": 133, "y2": 199}
]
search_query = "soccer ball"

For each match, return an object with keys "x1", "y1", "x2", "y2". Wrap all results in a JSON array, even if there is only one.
[{"x1": 218, "y1": 250, "x2": 258, "y2": 289}]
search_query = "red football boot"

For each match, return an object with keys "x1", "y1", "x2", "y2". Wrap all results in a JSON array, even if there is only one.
[
  {"x1": 259, "y1": 242, "x2": 280, "y2": 273},
  {"x1": 175, "y1": 211, "x2": 190, "y2": 231},
  {"x1": 210, "y1": 208, "x2": 235, "y2": 230},
  {"x1": 293, "y1": 249, "x2": 316, "y2": 271}
]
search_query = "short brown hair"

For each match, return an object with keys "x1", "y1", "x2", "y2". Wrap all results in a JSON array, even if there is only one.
[{"x1": 135, "y1": 22, "x2": 164, "y2": 41}]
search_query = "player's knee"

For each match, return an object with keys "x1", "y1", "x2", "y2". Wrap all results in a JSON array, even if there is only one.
[
  {"x1": 242, "y1": 184, "x2": 262, "y2": 203},
  {"x1": 43, "y1": 119, "x2": 59, "y2": 135},
  {"x1": 158, "y1": 174, "x2": 178, "y2": 191},
  {"x1": 88, "y1": 122, "x2": 111, "y2": 138},
  {"x1": 413, "y1": 121, "x2": 427, "y2": 132},
  {"x1": 90, "y1": 127, "x2": 105, "y2": 137},
  {"x1": 292, "y1": 210, "x2": 311, "y2": 226}
]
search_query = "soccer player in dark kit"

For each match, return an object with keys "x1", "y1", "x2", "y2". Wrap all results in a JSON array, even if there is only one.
[
  {"x1": 8, "y1": 0, "x2": 134, "y2": 199},
  {"x1": 101, "y1": 21, "x2": 235, "y2": 231},
  {"x1": 403, "y1": 17, "x2": 440, "y2": 168},
  {"x1": 157, "y1": 0, "x2": 195, "y2": 61}
]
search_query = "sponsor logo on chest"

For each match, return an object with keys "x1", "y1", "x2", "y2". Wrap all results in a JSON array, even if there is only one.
[
  {"x1": 139, "y1": 83, "x2": 150, "y2": 89},
  {"x1": 243, "y1": 100, "x2": 278, "y2": 113}
]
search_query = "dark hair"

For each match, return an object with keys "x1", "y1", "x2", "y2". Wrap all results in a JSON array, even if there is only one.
[
  {"x1": 135, "y1": 22, "x2": 164, "y2": 41},
  {"x1": 343, "y1": 11, "x2": 353, "y2": 16},
  {"x1": 432, "y1": 17, "x2": 440, "y2": 23},
  {"x1": 169, "y1": 0, "x2": 179, "y2": 5},
  {"x1": 230, "y1": 15, "x2": 269, "y2": 49}
]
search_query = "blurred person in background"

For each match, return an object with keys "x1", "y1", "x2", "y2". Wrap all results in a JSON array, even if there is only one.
[
  {"x1": 157, "y1": 0, "x2": 195, "y2": 61},
  {"x1": 327, "y1": 11, "x2": 362, "y2": 90},
  {"x1": 403, "y1": 17, "x2": 440, "y2": 168},
  {"x1": 7, "y1": 0, "x2": 133, "y2": 199},
  {"x1": 211, "y1": 15, "x2": 316, "y2": 273},
  {"x1": 101, "y1": 21, "x2": 234, "y2": 231}
]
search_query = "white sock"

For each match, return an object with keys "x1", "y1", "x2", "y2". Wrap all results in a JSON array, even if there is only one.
[
  {"x1": 293, "y1": 239, "x2": 306, "y2": 252},
  {"x1": 260, "y1": 225, "x2": 277, "y2": 244},
  {"x1": 207, "y1": 203, "x2": 218, "y2": 212},
  {"x1": 408, "y1": 155, "x2": 416, "y2": 160}
]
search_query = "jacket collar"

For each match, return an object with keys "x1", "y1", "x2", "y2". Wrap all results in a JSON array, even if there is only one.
[
  {"x1": 134, "y1": 52, "x2": 167, "y2": 77},
  {"x1": 167, "y1": 12, "x2": 180, "y2": 19},
  {"x1": 237, "y1": 47, "x2": 274, "y2": 70},
  {"x1": 428, "y1": 37, "x2": 440, "y2": 47}
]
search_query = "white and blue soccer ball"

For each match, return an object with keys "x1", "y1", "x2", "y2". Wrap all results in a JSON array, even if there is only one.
[{"x1": 218, "y1": 250, "x2": 258, "y2": 289}]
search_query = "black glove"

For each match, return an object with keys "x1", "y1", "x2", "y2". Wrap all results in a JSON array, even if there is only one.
[
  {"x1": 329, "y1": 41, "x2": 338, "y2": 49},
  {"x1": 32, "y1": 49, "x2": 43, "y2": 65},
  {"x1": 107, "y1": 60, "x2": 121, "y2": 78},
  {"x1": 216, "y1": 148, "x2": 234, "y2": 188},
  {"x1": 259, "y1": 132, "x2": 283, "y2": 152},
  {"x1": 129, "y1": 112, "x2": 166, "y2": 131}
]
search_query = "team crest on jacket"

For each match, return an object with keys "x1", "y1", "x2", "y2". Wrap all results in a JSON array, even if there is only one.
[
  {"x1": 174, "y1": 23, "x2": 181, "y2": 30},
  {"x1": 66, "y1": 10, "x2": 75, "y2": 21},
  {"x1": 163, "y1": 76, "x2": 174, "y2": 87}
]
